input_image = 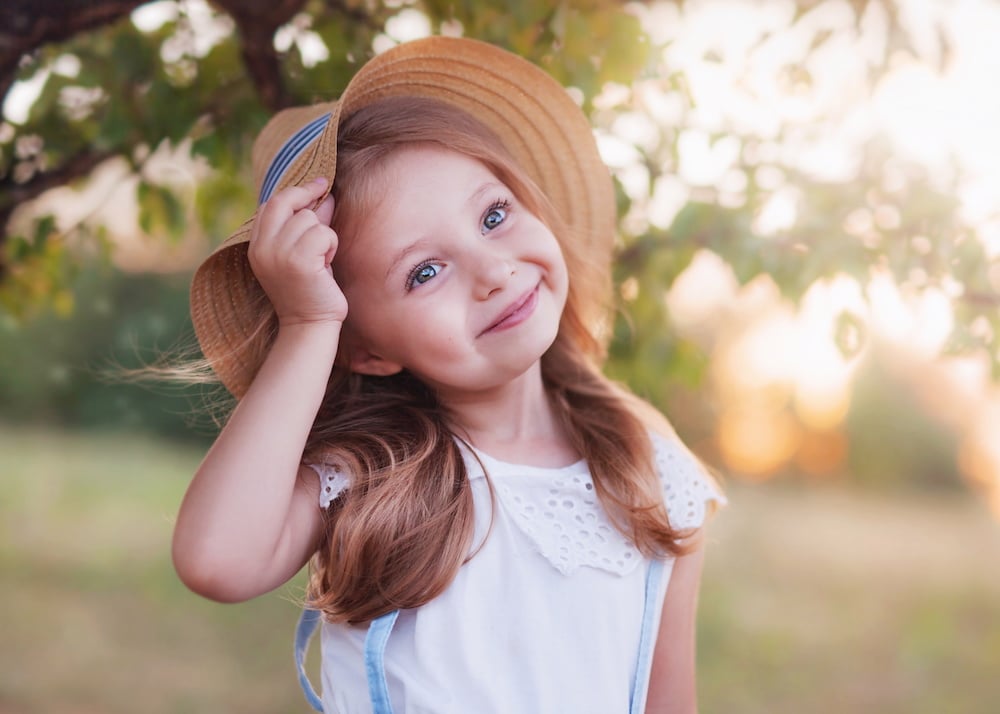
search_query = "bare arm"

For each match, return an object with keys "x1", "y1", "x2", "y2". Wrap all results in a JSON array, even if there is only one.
[
  {"x1": 645, "y1": 529, "x2": 708, "y2": 714},
  {"x1": 172, "y1": 179, "x2": 346, "y2": 603}
]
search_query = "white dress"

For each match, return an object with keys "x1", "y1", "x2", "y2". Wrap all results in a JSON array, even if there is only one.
[{"x1": 306, "y1": 431, "x2": 724, "y2": 714}]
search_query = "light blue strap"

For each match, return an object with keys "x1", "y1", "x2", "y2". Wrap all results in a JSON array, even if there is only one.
[
  {"x1": 294, "y1": 608, "x2": 325, "y2": 712},
  {"x1": 629, "y1": 559, "x2": 666, "y2": 714},
  {"x1": 364, "y1": 610, "x2": 400, "y2": 714}
]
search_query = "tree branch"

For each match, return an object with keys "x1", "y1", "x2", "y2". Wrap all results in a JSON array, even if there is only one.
[
  {"x1": 324, "y1": 0, "x2": 383, "y2": 33},
  {"x1": 0, "y1": 149, "x2": 116, "y2": 210},
  {"x1": 0, "y1": 148, "x2": 117, "y2": 279},
  {"x1": 0, "y1": 0, "x2": 146, "y2": 114},
  {"x1": 212, "y1": 0, "x2": 308, "y2": 112},
  {"x1": 0, "y1": 0, "x2": 304, "y2": 266}
]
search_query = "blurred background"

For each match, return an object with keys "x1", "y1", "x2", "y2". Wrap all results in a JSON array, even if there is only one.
[{"x1": 2, "y1": 0, "x2": 999, "y2": 712}]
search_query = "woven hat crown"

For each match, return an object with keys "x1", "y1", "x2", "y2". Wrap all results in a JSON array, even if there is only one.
[{"x1": 190, "y1": 36, "x2": 616, "y2": 397}]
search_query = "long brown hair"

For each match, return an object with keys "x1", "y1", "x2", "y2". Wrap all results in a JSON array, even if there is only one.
[{"x1": 303, "y1": 97, "x2": 689, "y2": 624}]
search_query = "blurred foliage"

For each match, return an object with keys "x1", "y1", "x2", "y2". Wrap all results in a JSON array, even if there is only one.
[
  {"x1": 2, "y1": 0, "x2": 997, "y2": 367},
  {"x1": 0, "y1": 260, "x2": 221, "y2": 442},
  {"x1": 0, "y1": 0, "x2": 997, "y2": 490},
  {"x1": 845, "y1": 350, "x2": 960, "y2": 492}
]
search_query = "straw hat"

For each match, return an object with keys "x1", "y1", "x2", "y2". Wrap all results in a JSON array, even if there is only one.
[{"x1": 190, "y1": 35, "x2": 615, "y2": 398}]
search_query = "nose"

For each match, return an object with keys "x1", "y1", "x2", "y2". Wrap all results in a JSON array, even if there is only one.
[{"x1": 471, "y1": 246, "x2": 516, "y2": 300}]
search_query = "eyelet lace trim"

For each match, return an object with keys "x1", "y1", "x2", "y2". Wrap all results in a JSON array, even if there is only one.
[
  {"x1": 488, "y1": 432, "x2": 723, "y2": 577},
  {"x1": 493, "y1": 467, "x2": 641, "y2": 576},
  {"x1": 652, "y1": 432, "x2": 724, "y2": 532},
  {"x1": 306, "y1": 462, "x2": 351, "y2": 509},
  {"x1": 309, "y1": 432, "x2": 724, "y2": 577}
]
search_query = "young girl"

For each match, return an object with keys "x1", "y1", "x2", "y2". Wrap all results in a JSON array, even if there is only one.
[{"x1": 175, "y1": 36, "x2": 724, "y2": 714}]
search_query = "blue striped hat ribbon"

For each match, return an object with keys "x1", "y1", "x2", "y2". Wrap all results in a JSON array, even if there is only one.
[{"x1": 258, "y1": 112, "x2": 332, "y2": 205}]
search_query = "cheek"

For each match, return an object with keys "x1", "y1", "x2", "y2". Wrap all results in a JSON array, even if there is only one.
[
  {"x1": 340, "y1": 274, "x2": 387, "y2": 322},
  {"x1": 340, "y1": 287, "x2": 392, "y2": 348},
  {"x1": 336, "y1": 299, "x2": 374, "y2": 344},
  {"x1": 543, "y1": 239, "x2": 570, "y2": 288}
]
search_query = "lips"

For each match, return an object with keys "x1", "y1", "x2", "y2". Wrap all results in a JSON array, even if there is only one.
[{"x1": 478, "y1": 286, "x2": 539, "y2": 337}]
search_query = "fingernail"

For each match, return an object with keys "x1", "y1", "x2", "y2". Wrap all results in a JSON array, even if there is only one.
[{"x1": 312, "y1": 177, "x2": 328, "y2": 188}]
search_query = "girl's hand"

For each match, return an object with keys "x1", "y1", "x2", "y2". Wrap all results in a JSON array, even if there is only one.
[{"x1": 248, "y1": 178, "x2": 348, "y2": 328}]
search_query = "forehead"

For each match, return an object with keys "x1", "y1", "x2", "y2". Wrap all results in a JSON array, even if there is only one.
[
  {"x1": 334, "y1": 146, "x2": 501, "y2": 274},
  {"x1": 375, "y1": 145, "x2": 495, "y2": 193}
]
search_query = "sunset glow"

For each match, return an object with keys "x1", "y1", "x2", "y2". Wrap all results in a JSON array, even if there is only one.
[{"x1": 622, "y1": 0, "x2": 1000, "y2": 504}]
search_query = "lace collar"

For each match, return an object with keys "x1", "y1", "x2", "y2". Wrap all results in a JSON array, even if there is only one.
[{"x1": 313, "y1": 432, "x2": 722, "y2": 577}]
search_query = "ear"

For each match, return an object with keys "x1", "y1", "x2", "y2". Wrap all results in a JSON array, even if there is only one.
[
  {"x1": 336, "y1": 324, "x2": 403, "y2": 377},
  {"x1": 349, "y1": 348, "x2": 404, "y2": 377}
]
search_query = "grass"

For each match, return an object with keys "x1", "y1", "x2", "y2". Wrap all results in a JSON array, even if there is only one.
[
  {"x1": 699, "y1": 480, "x2": 1000, "y2": 713},
  {"x1": 2, "y1": 425, "x2": 999, "y2": 713}
]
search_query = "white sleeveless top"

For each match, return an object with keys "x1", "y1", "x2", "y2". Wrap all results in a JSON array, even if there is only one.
[{"x1": 307, "y1": 432, "x2": 723, "y2": 714}]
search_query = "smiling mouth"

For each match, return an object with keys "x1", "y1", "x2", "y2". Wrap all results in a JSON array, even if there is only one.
[{"x1": 478, "y1": 286, "x2": 539, "y2": 337}]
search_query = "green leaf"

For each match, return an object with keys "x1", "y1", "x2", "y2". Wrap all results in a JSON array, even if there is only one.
[{"x1": 137, "y1": 181, "x2": 186, "y2": 239}]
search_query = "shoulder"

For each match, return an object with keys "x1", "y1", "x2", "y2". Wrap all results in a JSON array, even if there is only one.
[{"x1": 648, "y1": 428, "x2": 726, "y2": 531}]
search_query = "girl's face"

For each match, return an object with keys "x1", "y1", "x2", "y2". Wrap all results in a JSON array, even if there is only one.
[{"x1": 334, "y1": 145, "x2": 569, "y2": 398}]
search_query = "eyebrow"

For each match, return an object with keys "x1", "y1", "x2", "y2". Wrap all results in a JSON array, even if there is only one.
[
  {"x1": 384, "y1": 239, "x2": 430, "y2": 282},
  {"x1": 382, "y1": 180, "x2": 505, "y2": 282}
]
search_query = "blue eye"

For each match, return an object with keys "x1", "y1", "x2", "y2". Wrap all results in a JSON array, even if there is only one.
[
  {"x1": 408, "y1": 262, "x2": 442, "y2": 289},
  {"x1": 483, "y1": 200, "x2": 509, "y2": 232}
]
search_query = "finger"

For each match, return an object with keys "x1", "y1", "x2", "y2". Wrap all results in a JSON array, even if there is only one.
[
  {"x1": 325, "y1": 238, "x2": 338, "y2": 268},
  {"x1": 287, "y1": 177, "x2": 328, "y2": 207},
  {"x1": 294, "y1": 223, "x2": 339, "y2": 269},
  {"x1": 314, "y1": 193, "x2": 335, "y2": 227},
  {"x1": 250, "y1": 211, "x2": 320, "y2": 275},
  {"x1": 255, "y1": 206, "x2": 315, "y2": 253},
  {"x1": 256, "y1": 179, "x2": 329, "y2": 239},
  {"x1": 263, "y1": 178, "x2": 327, "y2": 217}
]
